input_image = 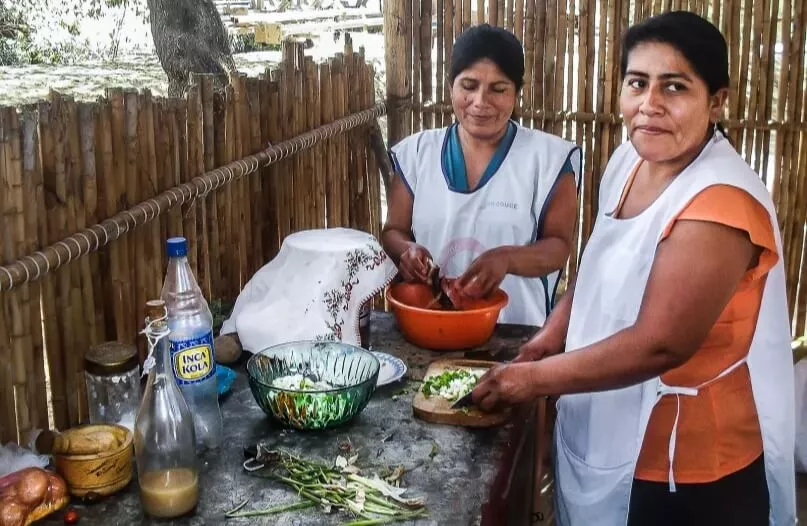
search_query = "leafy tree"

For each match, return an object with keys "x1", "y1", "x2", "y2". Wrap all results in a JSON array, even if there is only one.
[{"x1": 2, "y1": 0, "x2": 236, "y2": 94}]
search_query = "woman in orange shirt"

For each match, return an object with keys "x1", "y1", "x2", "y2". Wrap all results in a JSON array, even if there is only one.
[{"x1": 471, "y1": 11, "x2": 795, "y2": 525}]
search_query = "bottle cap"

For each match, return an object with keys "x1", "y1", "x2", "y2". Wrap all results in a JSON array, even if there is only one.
[
  {"x1": 166, "y1": 237, "x2": 188, "y2": 257},
  {"x1": 84, "y1": 342, "x2": 139, "y2": 376}
]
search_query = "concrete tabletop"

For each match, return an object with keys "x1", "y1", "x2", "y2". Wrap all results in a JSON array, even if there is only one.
[{"x1": 40, "y1": 312, "x2": 538, "y2": 526}]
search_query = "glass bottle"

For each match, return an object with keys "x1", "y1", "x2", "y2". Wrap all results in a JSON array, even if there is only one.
[
  {"x1": 134, "y1": 299, "x2": 199, "y2": 519},
  {"x1": 160, "y1": 237, "x2": 223, "y2": 450}
]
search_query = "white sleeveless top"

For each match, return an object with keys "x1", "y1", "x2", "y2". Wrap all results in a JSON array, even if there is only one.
[
  {"x1": 555, "y1": 132, "x2": 795, "y2": 525},
  {"x1": 390, "y1": 125, "x2": 581, "y2": 326}
]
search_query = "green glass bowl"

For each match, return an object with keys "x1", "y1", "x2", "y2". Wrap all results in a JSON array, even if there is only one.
[{"x1": 246, "y1": 341, "x2": 380, "y2": 430}]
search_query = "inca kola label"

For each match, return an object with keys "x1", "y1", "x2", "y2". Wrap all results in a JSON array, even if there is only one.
[
  {"x1": 174, "y1": 345, "x2": 213, "y2": 381},
  {"x1": 169, "y1": 331, "x2": 216, "y2": 384}
]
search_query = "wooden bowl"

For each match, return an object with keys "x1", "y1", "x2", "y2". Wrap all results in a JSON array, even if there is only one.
[
  {"x1": 53, "y1": 424, "x2": 134, "y2": 498},
  {"x1": 386, "y1": 282, "x2": 508, "y2": 350}
]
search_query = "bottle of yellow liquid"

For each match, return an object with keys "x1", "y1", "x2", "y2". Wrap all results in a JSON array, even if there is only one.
[{"x1": 134, "y1": 300, "x2": 199, "y2": 519}]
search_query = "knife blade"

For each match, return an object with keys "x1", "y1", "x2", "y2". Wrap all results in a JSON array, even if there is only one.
[{"x1": 450, "y1": 390, "x2": 476, "y2": 409}]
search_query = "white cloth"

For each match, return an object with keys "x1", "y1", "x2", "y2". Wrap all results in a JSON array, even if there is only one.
[
  {"x1": 554, "y1": 132, "x2": 796, "y2": 525},
  {"x1": 220, "y1": 228, "x2": 397, "y2": 351},
  {"x1": 390, "y1": 125, "x2": 581, "y2": 326}
]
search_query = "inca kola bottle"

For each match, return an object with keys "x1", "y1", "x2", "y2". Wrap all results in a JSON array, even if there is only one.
[{"x1": 160, "y1": 237, "x2": 223, "y2": 450}]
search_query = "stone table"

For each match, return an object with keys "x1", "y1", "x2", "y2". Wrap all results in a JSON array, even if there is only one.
[{"x1": 40, "y1": 312, "x2": 540, "y2": 526}]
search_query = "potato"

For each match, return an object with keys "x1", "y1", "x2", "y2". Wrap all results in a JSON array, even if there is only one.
[
  {"x1": 0, "y1": 498, "x2": 25, "y2": 526},
  {"x1": 46, "y1": 473, "x2": 68, "y2": 502},
  {"x1": 214, "y1": 334, "x2": 242, "y2": 364},
  {"x1": 14, "y1": 469, "x2": 48, "y2": 506}
]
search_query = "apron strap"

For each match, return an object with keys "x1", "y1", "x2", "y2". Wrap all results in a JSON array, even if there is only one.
[{"x1": 655, "y1": 356, "x2": 748, "y2": 493}]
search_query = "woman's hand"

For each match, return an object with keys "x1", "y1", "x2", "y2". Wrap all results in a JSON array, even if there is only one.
[
  {"x1": 471, "y1": 363, "x2": 539, "y2": 412},
  {"x1": 453, "y1": 248, "x2": 511, "y2": 299},
  {"x1": 398, "y1": 243, "x2": 432, "y2": 283},
  {"x1": 513, "y1": 330, "x2": 564, "y2": 363}
]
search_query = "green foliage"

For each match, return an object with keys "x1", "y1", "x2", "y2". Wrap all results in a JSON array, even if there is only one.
[{"x1": 1, "y1": 0, "x2": 150, "y2": 65}]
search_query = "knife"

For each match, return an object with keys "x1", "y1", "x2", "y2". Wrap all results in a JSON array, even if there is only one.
[{"x1": 451, "y1": 390, "x2": 476, "y2": 409}]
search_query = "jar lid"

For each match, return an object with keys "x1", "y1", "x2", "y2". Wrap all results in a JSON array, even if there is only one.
[{"x1": 84, "y1": 342, "x2": 139, "y2": 376}]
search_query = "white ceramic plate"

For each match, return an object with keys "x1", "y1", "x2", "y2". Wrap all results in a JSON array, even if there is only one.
[{"x1": 372, "y1": 351, "x2": 407, "y2": 387}]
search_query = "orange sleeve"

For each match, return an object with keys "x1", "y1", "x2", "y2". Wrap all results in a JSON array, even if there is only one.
[{"x1": 660, "y1": 184, "x2": 778, "y2": 282}]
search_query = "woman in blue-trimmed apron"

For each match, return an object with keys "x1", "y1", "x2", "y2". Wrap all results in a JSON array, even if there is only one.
[
  {"x1": 471, "y1": 11, "x2": 796, "y2": 525},
  {"x1": 381, "y1": 24, "x2": 582, "y2": 326}
]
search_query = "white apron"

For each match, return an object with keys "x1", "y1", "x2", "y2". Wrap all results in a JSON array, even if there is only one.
[
  {"x1": 554, "y1": 133, "x2": 796, "y2": 525},
  {"x1": 390, "y1": 125, "x2": 581, "y2": 326}
]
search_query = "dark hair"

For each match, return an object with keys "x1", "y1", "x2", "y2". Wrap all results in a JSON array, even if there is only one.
[
  {"x1": 449, "y1": 24, "x2": 525, "y2": 91},
  {"x1": 620, "y1": 11, "x2": 729, "y2": 95}
]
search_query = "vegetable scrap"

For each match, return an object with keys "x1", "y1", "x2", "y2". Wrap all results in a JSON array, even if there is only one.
[{"x1": 236, "y1": 447, "x2": 427, "y2": 524}]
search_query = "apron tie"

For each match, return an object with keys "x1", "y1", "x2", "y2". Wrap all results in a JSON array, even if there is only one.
[
  {"x1": 655, "y1": 357, "x2": 748, "y2": 493},
  {"x1": 656, "y1": 384, "x2": 698, "y2": 492}
]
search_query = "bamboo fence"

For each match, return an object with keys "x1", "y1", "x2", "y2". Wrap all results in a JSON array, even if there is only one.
[
  {"x1": 0, "y1": 39, "x2": 385, "y2": 444},
  {"x1": 384, "y1": 0, "x2": 807, "y2": 336}
]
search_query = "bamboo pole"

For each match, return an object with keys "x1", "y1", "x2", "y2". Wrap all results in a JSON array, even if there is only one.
[
  {"x1": 412, "y1": 0, "x2": 422, "y2": 133},
  {"x1": 775, "y1": 0, "x2": 794, "y2": 246},
  {"x1": 47, "y1": 93, "x2": 81, "y2": 424},
  {"x1": 211, "y1": 89, "x2": 227, "y2": 300},
  {"x1": 1, "y1": 107, "x2": 33, "y2": 441},
  {"x1": 563, "y1": 0, "x2": 574, "y2": 140},
  {"x1": 77, "y1": 103, "x2": 103, "y2": 347},
  {"x1": 421, "y1": 0, "x2": 433, "y2": 129},
  {"x1": 64, "y1": 97, "x2": 91, "y2": 424},
  {"x1": 437, "y1": 0, "x2": 445, "y2": 129},
  {"x1": 35, "y1": 100, "x2": 67, "y2": 430},
  {"x1": 217, "y1": 89, "x2": 235, "y2": 299},
  {"x1": 293, "y1": 46, "x2": 307, "y2": 231},
  {"x1": 259, "y1": 74, "x2": 276, "y2": 261},
  {"x1": 753, "y1": 0, "x2": 776, "y2": 180},
  {"x1": 384, "y1": 0, "x2": 412, "y2": 145},
  {"x1": 184, "y1": 82, "x2": 203, "y2": 294},
  {"x1": 786, "y1": 0, "x2": 807, "y2": 331},
  {"x1": 186, "y1": 78, "x2": 210, "y2": 299},
  {"x1": 233, "y1": 73, "x2": 251, "y2": 279},
  {"x1": 551, "y1": 0, "x2": 566, "y2": 138},
  {"x1": 321, "y1": 63, "x2": 338, "y2": 228},
  {"x1": 199, "y1": 77, "x2": 220, "y2": 299},
  {"x1": 133, "y1": 92, "x2": 158, "y2": 307},
  {"x1": 522, "y1": 0, "x2": 536, "y2": 127},
  {"x1": 332, "y1": 56, "x2": 348, "y2": 227},
  {"x1": 444, "y1": 0, "x2": 454, "y2": 112},
  {"x1": 305, "y1": 60, "x2": 325, "y2": 230},
  {"x1": 0, "y1": 297, "x2": 13, "y2": 442},
  {"x1": 264, "y1": 77, "x2": 281, "y2": 255},
  {"x1": 366, "y1": 66, "x2": 383, "y2": 241},
  {"x1": 165, "y1": 101, "x2": 183, "y2": 241},
  {"x1": 151, "y1": 100, "x2": 168, "y2": 279},
  {"x1": 21, "y1": 107, "x2": 48, "y2": 431},
  {"x1": 735, "y1": 0, "x2": 754, "y2": 153},
  {"x1": 247, "y1": 77, "x2": 264, "y2": 269},
  {"x1": 221, "y1": 84, "x2": 238, "y2": 297},
  {"x1": 533, "y1": 0, "x2": 547, "y2": 129}
]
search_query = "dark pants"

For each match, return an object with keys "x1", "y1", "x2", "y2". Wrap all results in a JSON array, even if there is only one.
[{"x1": 627, "y1": 455, "x2": 769, "y2": 526}]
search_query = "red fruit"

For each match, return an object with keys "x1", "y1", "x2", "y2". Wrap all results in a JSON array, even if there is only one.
[{"x1": 64, "y1": 508, "x2": 79, "y2": 524}]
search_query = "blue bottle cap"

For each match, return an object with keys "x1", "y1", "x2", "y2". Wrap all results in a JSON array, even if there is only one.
[{"x1": 166, "y1": 237, "x2": 188, "y2": 257}]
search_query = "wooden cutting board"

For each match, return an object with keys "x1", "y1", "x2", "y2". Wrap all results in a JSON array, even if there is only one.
[{"x1": 412, "y1": 359, "x2": 510, "y2": 427}]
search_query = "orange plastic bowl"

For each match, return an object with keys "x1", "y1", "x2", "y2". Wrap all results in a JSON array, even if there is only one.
[{"x1": 385, "y1": 282, "x2": 509, "y2": 351}]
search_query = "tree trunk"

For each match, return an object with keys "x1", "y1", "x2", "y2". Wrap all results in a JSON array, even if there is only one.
[{"x1": 147, "y1": 0, "x2": 237, "y2": 97}]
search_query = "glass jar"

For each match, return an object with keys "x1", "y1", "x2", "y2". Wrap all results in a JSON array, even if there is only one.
[
  {"x1": 84, "y1": 342, "x2": 140, "y2": 432},
  {"x1": 359, "y1": 300, "x2": 372, "y2": 349}
]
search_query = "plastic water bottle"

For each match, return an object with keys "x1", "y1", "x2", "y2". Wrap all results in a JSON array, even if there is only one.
[{"x1": 160, "y1": 237, "x2": 223, "y2": 450}]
